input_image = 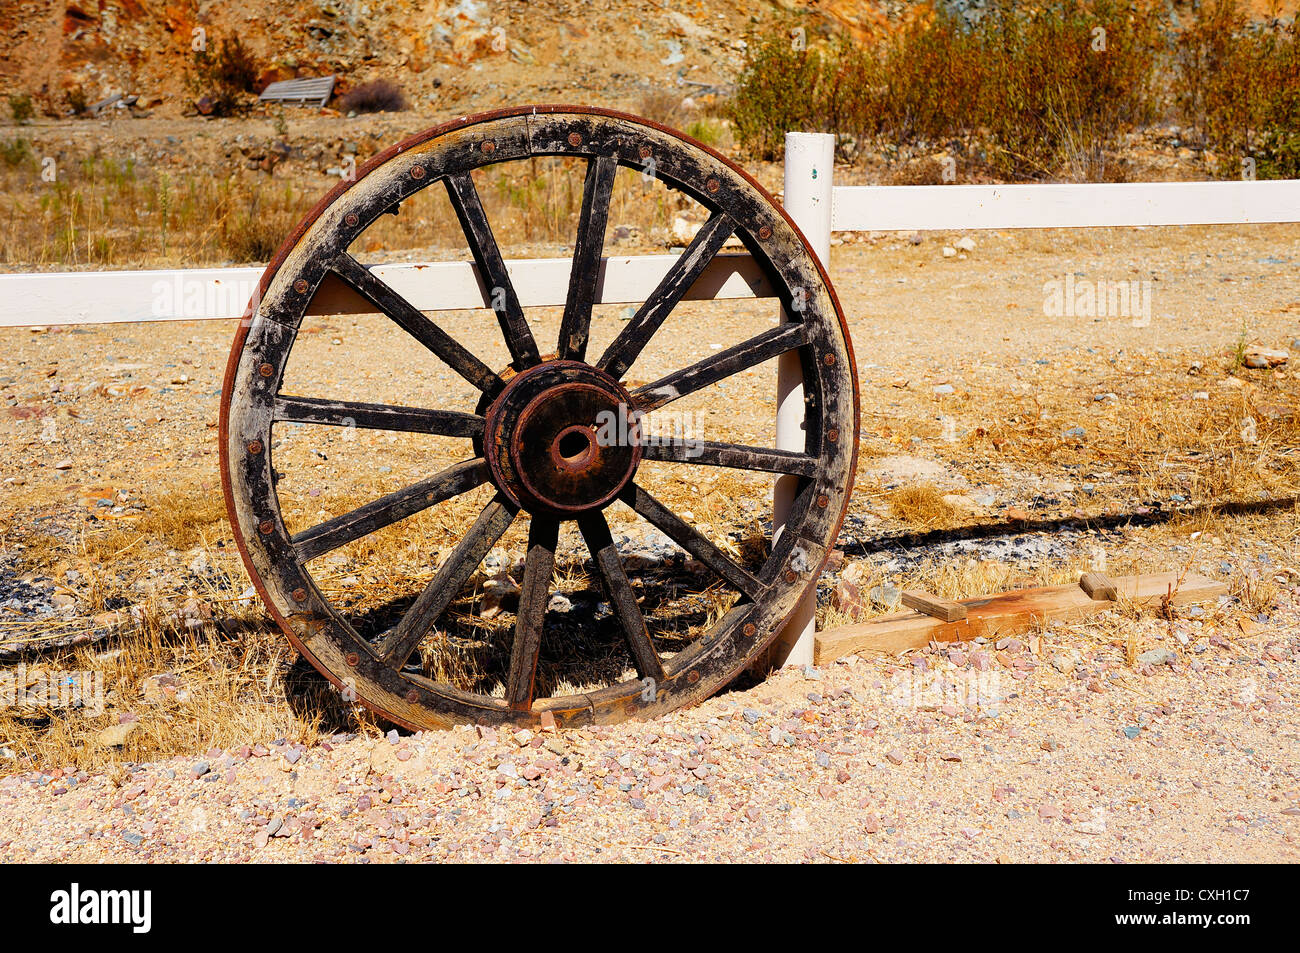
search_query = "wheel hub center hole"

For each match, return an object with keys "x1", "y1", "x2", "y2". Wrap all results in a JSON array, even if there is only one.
[{"x1": 553, "y1": 425, "x2": 597, "y2": 471}]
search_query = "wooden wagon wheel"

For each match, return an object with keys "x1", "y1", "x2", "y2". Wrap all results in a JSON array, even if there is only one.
[{"x1": 220, "y1": 106, "x2": 859, "y2": 730}]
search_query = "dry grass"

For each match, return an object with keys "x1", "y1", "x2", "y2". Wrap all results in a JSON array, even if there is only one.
[
  {"x1": 887, "y1": 482, "x2": 956, "y2": 528},
  {"x1": 0, "y1": 607, "x2": 380, "y2": 778},
  {"x1": 0, "y1": 147, "x2": 687, "y2": 269}
]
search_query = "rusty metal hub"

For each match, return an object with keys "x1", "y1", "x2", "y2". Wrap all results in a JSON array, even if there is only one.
[{"x1": 484, "y1": 360, "x2": 641, "y2": 515}]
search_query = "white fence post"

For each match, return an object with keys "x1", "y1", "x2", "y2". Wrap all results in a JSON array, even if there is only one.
[{"x1": 771, "y1": 131, "x2": 836, "y2": 668}]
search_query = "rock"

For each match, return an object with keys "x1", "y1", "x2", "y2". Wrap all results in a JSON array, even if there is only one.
[
  {"x1": 670, "y1": 216, "x2": 702, "y2": 245},
  {"x1": 832, "y1": 579, "x2": 865, "y2": 617},
  {"x1": 742, "y1": 708, "x2": 761, "y2": 725},
  {"x1": 1137, "y1": 647, "x2": 1176, "y2": 666},
  {"x1": 955, "y1": 236, "x2": 976, "y2": 252},
  {"x1": 547, "y1": 594, "x2": 573, "y2": 613},
  {"x1": 933, "y1": 383, "x2": 955, "y2": 395},
  {"x1": 863, "y1": 813, "x2": 881, "y2": 833},
  {"x1": 942, "y1": 245, "x2": 957, "y2": 258},
  {"x1": 189, "y1": 761, "x2": 210, "y2": 779},
  {"x1": 868, "y1": 585, "x2": 901, "y2": 611},
  {"x1": 1243, "y1": 346, "x2": 1288, "y2": 368},
  {"x1": 512, "y1": 729, "x2": 534, "y2": 747},
  {"x1": 885, "y1": 748, "x2": 905, "y2": 765},
  {"x1": 53, "y1": 458, "x2": 73, "y2": 470},
  {"x1": 95, "y1": 722, "x2": 138, "y2": 747}
]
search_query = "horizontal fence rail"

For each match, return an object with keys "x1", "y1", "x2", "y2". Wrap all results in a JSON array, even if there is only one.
[
  {"x1": 830, "y1": 180, "x2": 1300, "y2": 232},
  {"x1": 2, "y1": 177, "x2": 1299, "y2": 330},
  {"x1": 0, "y1": 252, "x2": 773, "y2": 328}
]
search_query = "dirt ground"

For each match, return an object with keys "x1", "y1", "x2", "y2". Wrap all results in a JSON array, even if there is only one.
[{"x1": 1, "y1": 184, "x2": 1298, "y2": 860}]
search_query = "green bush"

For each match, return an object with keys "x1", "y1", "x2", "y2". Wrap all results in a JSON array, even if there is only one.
[{"x1": 8, "y1": 94, "x2": 34, "y2": 125}]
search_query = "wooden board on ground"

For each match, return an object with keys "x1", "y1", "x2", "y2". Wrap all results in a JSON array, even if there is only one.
[
  {"x1": 259, "y1": 76, "x2": 336, "y2": 107},
  {"x1": 814, "y1": 572, "x2": 1227, "y2": 664}
]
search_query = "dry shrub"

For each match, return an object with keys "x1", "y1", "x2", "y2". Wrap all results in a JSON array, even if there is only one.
[
  {"x1": 1174, "y1": 3, "x2": 1300, "y2": 178},
  {"x1": 730, "y1": 1, "x2": 1163, "y2": 180},
  {"x1": 338, "y1": 79, "x2": 408, "y2": 114},
  {"x1": 888, "y1": 482, "x2": 956, "y2": 527}
]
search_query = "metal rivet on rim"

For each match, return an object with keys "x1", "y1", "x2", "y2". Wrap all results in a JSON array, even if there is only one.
[
  {"x1": 258, "y1": 362, "x2": 274, "y2": 378},
  {"x1": 346, "y1": 652, "x2": 360, "y2": 667},
  {"x1": 246, "y1": 439, "x2": 263, "y2": 455},
  {"x1": 827, "y1": 428, "x2": 839, "y2": 443},
  {"x1": 406, "y1": 689, "x2": 420, "y2": 703},
  {"x1": 344, "y1": 213, "x2": 359, "y2": 227},
  {"x1": 687, "y1": 670, "x2": 700, "y2": 684},
  {"x1": 293, "y1": 279, "x2": 309, "y2": 294},
  {"x1": 784, "y1": 569, "x2": 798, "y2": 583},
  {"x1": 758, "y1": 225, "x2": 772, "y2": 240},
  {"x1": 638, "y1": 144, "x2": 652, "y2": 159},
  {"x1": 567, "y1": 132, "x2": 582, "y2": 147},
  {"x1": 410, "y1": 165, "x2": 425, "y2": 179},
  {"x1": 705, "y1": 177, "x2": 720, "y2": 193},
  {"x1": 481, "y1": 140, "x2": 495, "y2": 154},
  {"x1": 258, "y1": 519, "x2": 274, "y2": 535},
  {"x1": 292, "y1": 587, "x2": 307, "y2": 602},
  {"x1": 823, "y1": 352, "x2": 836, "y2": 366},
  {"x1": 817, "y1": 494, "x2": 830, "y2": 509},
  {"x1": 743, "y1": 623, "x2": 757, "y2": 637}
]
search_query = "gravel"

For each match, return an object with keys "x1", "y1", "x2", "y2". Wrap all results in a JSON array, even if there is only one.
[{"x1": 2, "y1": 597, "x2": 1296, "y2": 863}]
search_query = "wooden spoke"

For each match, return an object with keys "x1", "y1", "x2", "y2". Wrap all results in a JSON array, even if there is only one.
[
  {"x1": 292, "y1": 459, "x2": 487, "y2": 563},
  {"x1": 632, "y1": 321, "x2": 807, "y2": 413},
  {"x1": 273, "y1": 394, "x2": 484, "y2": 438},
  {"x1": 556, "y1": 156, "x2": 618, "y2": 362},
  {"x1": 597, "y1": 212, "x2": 735, "y2": 379},
  {"x1": 578, "y1": 512, "x2": 664, "y2": 682},
  {"x1": 621, "y1": 483, "x2": 764, "y2": 600},
  {"x1": 378, "y1": 494, "x2": 519, "y2": 668},
  {"x1": 639, "y1": 439, "x2": 817, "y2": 476},
  {"x1": 330, "y1": 252, "x2": 504, "y2": 396},
  {"x1": 504, "y1": 516, "x2": 559, "y2": 710},
  {"x1": 444, "y1": 172, "x2": 541, "y2": 369}
]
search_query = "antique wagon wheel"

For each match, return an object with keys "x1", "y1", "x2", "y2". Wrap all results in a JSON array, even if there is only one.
[{"x1": 220, "y1": 106, "x2": 858, "y2": 730}]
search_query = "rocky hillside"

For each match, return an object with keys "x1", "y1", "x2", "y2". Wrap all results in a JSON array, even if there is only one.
[{"x1": 0, "y1": 0, "x2": 812, "y2": 117}]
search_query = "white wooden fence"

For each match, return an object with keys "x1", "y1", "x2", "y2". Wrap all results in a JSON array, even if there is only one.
[{"x1": 3, "y1": 131, "x2": 1298, "y2": 665}]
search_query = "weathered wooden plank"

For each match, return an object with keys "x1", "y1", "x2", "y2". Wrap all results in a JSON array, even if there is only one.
[
  {"x1": 259, "y1": 76, "x2": 336, "y2": 107},
  {"x1": 579, "y1": 511, "x2": 664, "y2": 682},
  {"x1": 814, "y1": 572, "x2": 1228, "y2": 664},
  {"x1": 900, "y1": 590, "x2": 967, "y2": 622},
  {"x1": 273, "y1": 394, "x2": 484, "y2": 437},
  {"x1": 291, "y1": 459, "x2": 487, "y2": 563},
  {"x1": 639, "y1": 439, "x2": 817, "y2": 476},
  {"x1": 1079, "y1": 571, "x2": 1118, "y2": 601},
  {"x1": 330, "y1": 252, "x2": 504, "y2": 396},
  {"x1": 597, "y1": 212, "x2": 735, "y2": 378},
  {"x1": 505, "y1": 516, "x2": 559, "y2": 710},
  {"x1": 444, "y1": 172, "x2": 540, "y2": 368},
  {"x1": 378, "y1": 494, "x2": 518, "y2": 667},
  {"x1": 557, "y1": 156, "x2": 618, "y2": 361},
  {"x1": 622, "y1": 483, "x2": 764, "y2": 599},
  {"x1": 632, "y1": 321, "x2": 807, "y2": 413}
]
